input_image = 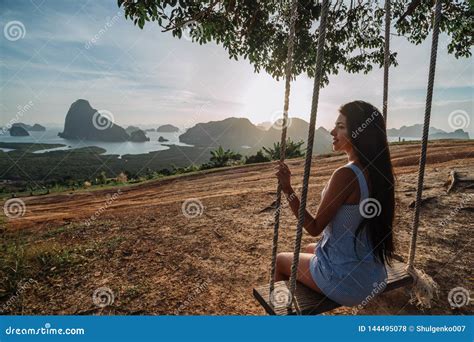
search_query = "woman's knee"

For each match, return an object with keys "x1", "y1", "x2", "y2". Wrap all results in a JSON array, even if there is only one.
[
  {"x1": 297, "y1": 254, "x2": 323, "y2": 293},
  {"x1": 276, "y1": 252, "x2": 288, "y2": 263},
  {"x1": 304, "y1": 243, "x2": 317, "y2": 254},
  {"x1": 275, "y1": 253, "x2": 283, "y2": 270},
  {"x1": 276, "y1": 252, "x2": 291, "y2": 272}
]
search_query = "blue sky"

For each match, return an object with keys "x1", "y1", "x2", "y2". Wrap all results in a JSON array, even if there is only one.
[{"x1": 0, "y1": 0, "x2": 472, "y2": 136}]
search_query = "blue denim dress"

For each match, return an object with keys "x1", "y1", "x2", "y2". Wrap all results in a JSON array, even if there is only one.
[{"x1": 309, "y1": 162, "x2": 388, "y2": 306}]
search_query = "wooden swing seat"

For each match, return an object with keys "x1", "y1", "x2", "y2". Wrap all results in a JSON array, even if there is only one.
[{"x1": 253, "y1": 259, "x2": 413, "y2": 315}]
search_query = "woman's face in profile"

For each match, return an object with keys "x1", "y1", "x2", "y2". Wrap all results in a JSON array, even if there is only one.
[{"x1": 330, "y1": 114, "x2": 352, "y2": 153}]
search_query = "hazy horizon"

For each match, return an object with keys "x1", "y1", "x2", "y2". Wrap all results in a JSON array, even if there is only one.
[
  {"x1": 1, "y1": 1, "x2": 472, "y2": 136},
  {"x1": 1, "y1": 110, "x2": 471, "y2": 135}
]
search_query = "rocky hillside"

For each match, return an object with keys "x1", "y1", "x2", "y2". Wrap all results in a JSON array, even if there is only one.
[
  {"x1": 179, "y1": 117, "x2": 333, "y2": 155},
  {"x1": 9, "y1": 126, "x2": 29, "y2": 136},
  {"x1": 12, "y1": 123, "x2": 46, "y2": 132},
  {"x1": 58, "y1": 99, "x2": 130, "y2": 142},
  {"x1": 387, "y1": 124, "x2": 470, "y2": 140},
  {"x1": 157, "y1": 124, "x2": 179, "y2": 132}
]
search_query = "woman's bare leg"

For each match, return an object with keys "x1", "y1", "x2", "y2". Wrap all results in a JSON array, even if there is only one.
[
  {"x1": 304, "y1": 243, "x2": 317, "y2": 254},
  {"x1": 274, "y1": 252, "x2": 324, "y2": 294}
]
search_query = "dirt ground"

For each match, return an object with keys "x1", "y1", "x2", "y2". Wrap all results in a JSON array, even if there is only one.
[{"x1": 1, "y1": 140, "x2": 473, "y2": 315}]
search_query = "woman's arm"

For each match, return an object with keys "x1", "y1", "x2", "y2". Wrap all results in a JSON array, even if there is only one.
[{"x1": 276, "y1": 162, "x2": 357, "y2": 237}]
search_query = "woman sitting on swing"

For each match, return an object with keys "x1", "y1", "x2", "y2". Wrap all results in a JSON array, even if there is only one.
[{"x1": 274, "y1": 100, "x2": 395, "y2": 307}]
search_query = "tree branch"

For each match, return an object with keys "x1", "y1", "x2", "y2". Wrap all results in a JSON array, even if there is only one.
[
  {"x1": 397, "y1": 0, "x2": 423, "y2": 24},
  {"x1": 161, "y1": 0, "x2": 221, "y2": 33}
]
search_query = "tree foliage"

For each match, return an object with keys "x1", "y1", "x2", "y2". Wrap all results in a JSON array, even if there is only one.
[
  {"x1": 245, "y1": 149, "x2": 271, "y2": 164},
  {"x1": 209, "y1": 145, "x2": 242, "y2": 167},
  {"x1": 118, "y1": 0, "x2": 472, "y2": 84},
  {"x1": 262, "y1": 138, "x2": 304, "y2": 160}
]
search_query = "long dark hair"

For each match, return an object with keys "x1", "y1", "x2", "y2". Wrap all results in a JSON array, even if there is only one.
[{"x1": 339, "y1": 100, "x2": 395, "y2": 267}]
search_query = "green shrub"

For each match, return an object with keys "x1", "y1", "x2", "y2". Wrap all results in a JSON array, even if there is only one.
[
  {"x1": 209, "y1": 146, "x2": 242, "y2": 167},
  {"x1": 262, "y1": 138, "x2": 304, "y2": 160},
  {"x1": 245, "y1": 150, "x2": 271, "y2": 164}
]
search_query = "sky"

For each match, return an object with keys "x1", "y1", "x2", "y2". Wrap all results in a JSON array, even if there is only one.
[{"x1": 0, "y1": 0, "x2": 472, "y2": 136}]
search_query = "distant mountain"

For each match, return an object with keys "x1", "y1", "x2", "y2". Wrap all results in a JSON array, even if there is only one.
[
  {"x1": 58, "y1": 99, "x2": 129, "y2": 142},
  {"x1": 179, "y1": 117, "x2": 333, "y2": 155},
  {"x1": 144, "y1": 128, "x2": 156, "y2": 132},
  {"x1": 125, "y1": 126, "x2": 141, "y2": 135},
  {"x1": 130, "y1": 129, "x2": 150, "y2": 142},
  {"x1": 257, "y1": 121, "x2": 272, "y2": 130},
  {"x1": 124, "y1": 126, "x2": 152, "y2": 141},
  {"x1": 31, "y1": 124, "x2": 46, "y2": 131},
  {"x1": 387, "y1": 124, "x2": 445, "y2": 137},
  {"x1": 429, "y1": 129, "x2": 469, "y2": 140},
  {"x1": 12, "y1": 123, "x2": 46, "y2": 131},
  {"x1": 179, "y1": 117, "x2": 263, "y2": 148},
  {"x1": 387, "y1": 124, "x2": 469, "y2": 140},
  {"x1": 10, "y1": 126, "x2": 29, "y2": 136},
  {"x1": 262, "y1": 118, "x2": 333, "y2": 156},
  {"x1": 157, "y1": 124, "x2": 179, "y2": 132}
]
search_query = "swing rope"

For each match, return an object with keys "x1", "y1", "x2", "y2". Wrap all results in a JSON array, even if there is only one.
[
  {"x1": 287, "y1": 0, "x2": 330, "y2": 313},
  {"x1": 269, "y1": 0, "x2": 299, "y2": 299},
  {"x1": 404, "y1": 0, "x2": 442, "y2": 309}
]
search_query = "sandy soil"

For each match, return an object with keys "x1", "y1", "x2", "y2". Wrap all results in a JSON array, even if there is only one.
[{"x1": 2, "y1": 140, "x2": 473, "y2": 315}]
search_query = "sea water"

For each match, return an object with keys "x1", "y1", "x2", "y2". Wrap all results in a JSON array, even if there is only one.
[{"x1": 0, "y1": 129, "x2": 193, "y2": 156}]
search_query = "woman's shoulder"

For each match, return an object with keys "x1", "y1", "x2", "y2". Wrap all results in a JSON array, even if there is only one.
[
  {"x1": 332, "y1": 163, "x2": 371, "y2": 201},
  {"x1": 331, "y1": 165, "x2": 358, "y2": 182},
  {"x1": 326, "y1": 166, "x2": 359, "y2": 196}
]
